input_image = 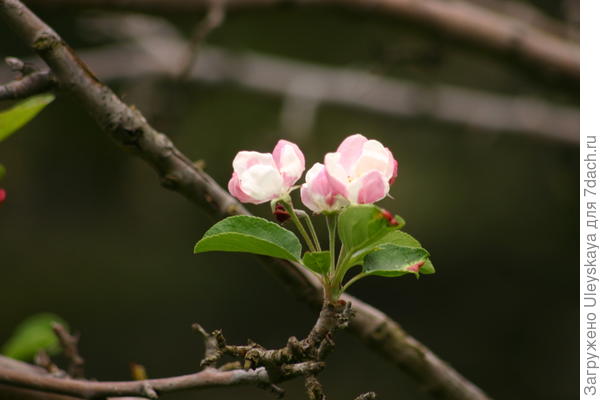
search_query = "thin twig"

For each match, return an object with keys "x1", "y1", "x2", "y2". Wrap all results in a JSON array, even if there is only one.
[
  {"x1": 33, "y1": 350, "x2": 63, "y2": 376},
  {"x1": 177, "y1": 0, "x2": 225, "y2": 78},
  {"x1": 0, "y1": 364, "x2": 269, "y2": 399},
  {"x1": 305, "y1": 374, "x2": 326, "y2": 400},
  {"x1": 354, "y1": 392, "x2": 377, "y2": 400},
  {"x1": 52, "y1": 323, "x2": 85, "y2": 379},
  {"x1": 0, "y1": 57, "x2": 53, "y2": 100},
  {"x1": 192, "y1": 323, "x2": 224, "y2": 369}
]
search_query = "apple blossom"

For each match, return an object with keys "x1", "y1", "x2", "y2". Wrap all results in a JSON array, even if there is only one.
[
  {"x1": 300, "y1": 163, "x2": 348, "y2": 213},
  {"x1": 228, "y1": 140, "x2": 305, "y2": 204},
  {"x1": 324, "y1": 134, "x2": 397, "y2": 205}
]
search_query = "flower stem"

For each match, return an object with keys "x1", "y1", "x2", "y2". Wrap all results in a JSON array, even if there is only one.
[
  {"x1": 282, "y1": 201, "x2": 317, "y2": 252},
  {"x1": 341, "y1": 272, "x2": 366, "y2": 293},
  {"x1": 326, "y1": 214, "x2": 337, "y2": 277},
  {"x1": 297, "y1": 210, "x2": 321, "y2": 252}
]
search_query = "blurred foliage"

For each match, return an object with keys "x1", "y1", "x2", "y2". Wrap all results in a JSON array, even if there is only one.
[
  {"x1": 2, "y1": 313, "x2": 66, "y2": 361},
  {"x1": 0, "y1": 93, "x2": 55, "y2": 142}
]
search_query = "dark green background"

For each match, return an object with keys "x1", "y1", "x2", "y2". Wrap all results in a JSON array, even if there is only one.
[{"x1": 0, "y1": 1, "x2": 578, "y2": 399}]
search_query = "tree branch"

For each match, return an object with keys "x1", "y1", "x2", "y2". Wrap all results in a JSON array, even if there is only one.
[
  {"x1": 0, "y1": 57, "x2": 53, "y2": 100},
  {"x1": 22, "y1": 0, "x2": 579, "y2": 78},
  {"x1": 0, "y1": 1, "x2": 491, "y2": 399},
  {"x1": 52, "y1": 324, "x2": 85, "y2": 379},
  {"x1": 0, "y1": 301, "x2": 352, "y2": 399},
  {"x1": 177, "y1": 0, "x2": 225, "y2": 78},
  {"x1": 0, "y1": 362, "x2": 277, "y2": 399}
]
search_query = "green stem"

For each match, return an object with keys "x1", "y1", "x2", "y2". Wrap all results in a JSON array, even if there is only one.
[
  {"x1": 297, "y1": 210, "x2": 321, "y2": 252},
  {"x1": 325, "y1": 214, "x2": 337, "y2": 277},
  {"x1": 341, "y1": 272, "x2": 366, "y2": 293},
  {"x1": 282, "y1": 201, "x2": 317, "y2": 252},
  {"x1": 332, "y1": 248, "x2": 351, "y2": 286}
]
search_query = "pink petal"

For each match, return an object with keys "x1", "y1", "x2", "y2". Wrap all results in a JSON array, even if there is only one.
[
  {"x1": 228, "y1": 172, "x2": 254, "y2": 204},
  {"x1": 310, "y1": 164, "x2": 333, "y2": 197},
  {"x1": 232, "y1": 151, "x2": 276, "y2": 174},
  {"x1": 389, "y1": 157, "x2": 398, "y2": 184},
  {"x1": 300, "y1": 184, "x2": 320, "y2": 213},
  {"x1": 336, "y1": 134, "x2": 367, "y2": 172},
  {"x1": 301, "y1": 163, "x2": 349, "y2": 213},
  {"x1": 356, "y1": 170, "x2": 389, "y2": 204},
  {"x1": 272, "y1": 140, "x2": 305, "y2": 186},
  {"x1": 324, "y1": 153, "x2": 349, "y2": 198}
]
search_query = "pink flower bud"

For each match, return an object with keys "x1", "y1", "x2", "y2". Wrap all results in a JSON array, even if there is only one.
[
  {"x1": 324, "y1": 134, "x2": 397, "y2": 205},
  {"x1": 0, "y1": 188, "x2": 5, "y2": 204},
  {"x1": 228, "y1": 140, "x2": 305, "y2": 204},
  {"x1": 300, "y1": 163, "x2": 348, "y2": 213}
]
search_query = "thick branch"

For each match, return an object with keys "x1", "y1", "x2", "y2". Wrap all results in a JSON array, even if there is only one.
[
  {"x1": 23, "y1": 0, "x2": 579, "y2": 78},
  {"x1": 0, "y1": 1, "x2": 491, "y2": 400}
]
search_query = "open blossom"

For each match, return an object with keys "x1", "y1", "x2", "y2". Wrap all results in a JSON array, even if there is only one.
[
  {"x1": 228, "y1": 140, "x2": 305, "y2": 204},
  {"x1": 324, "y1": 134, "x2": 397, "y2": 205},
  {"x1": 300, "y1": 163, "x2": 348, "y2": 213}
]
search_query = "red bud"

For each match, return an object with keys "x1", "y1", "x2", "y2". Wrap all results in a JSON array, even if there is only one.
[
  {"x1": 380, "y1": 209, "x2": 398, "y2": 226},
  {"x1": 0, "y1": 188, "x2": 6, "y2": 204},
  {"x1": 406, "y1": 261, "x2": 426, "y2": 274},
  {"x1": 273, "y1": 204, "x2": 290, "y2": 223}
]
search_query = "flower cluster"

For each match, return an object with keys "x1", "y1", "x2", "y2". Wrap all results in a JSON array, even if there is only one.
[
  {"x1": 196, "y1": 134, "x2": 433, "y2": 301},
  {"x1": 228, "y1": 134, "x2": 398, "y2": 213}
]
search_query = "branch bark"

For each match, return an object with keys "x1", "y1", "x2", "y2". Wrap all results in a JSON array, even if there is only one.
[
  {"x1": 0, "y1": 361, "x2": 275, "y2": 399},
  {"x1": 0, "y1": 301, "x2": 351, "y2": 399},
  {"x1": 0, "y1": 57, "x2": 53, "y2": 100},
  {"x1": 22, "y1": 0, "x2": 579, "y2": 78},
  {"x1": 0, "y1": 1, "x2": 491, "y2": 399}
]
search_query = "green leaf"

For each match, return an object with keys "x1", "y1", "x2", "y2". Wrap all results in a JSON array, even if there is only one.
[
  {"x1": 0, "y1": 94, "x2": 55, "y2": 142},
  {"x1": 394, "y1": 215, "x2": 406, "y2": 230},
  {"x1": 376, "y1": 230, "x2": 421, "y2": 248},
  {"x1": 363, "y1": 244, "x2": 430, "y2": 278},
  {"x1": 2, "y1": 313, "x2": 67, "y2": 361},
  {"x1": 372, "y1": 231, "x2": 435, "y2": 274},
  {"x1": 302, "y1": 251, "x2": 331, "y2": 275},
  {"x1": 194, "y1": 215, "x2": 302, "y2": 262},
  {"x1": 338, "y1": 205, "x2": 398, "y2": 255},
  {"x1": 420, "y1": 260, "x2": 435, "y2": 274}
]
